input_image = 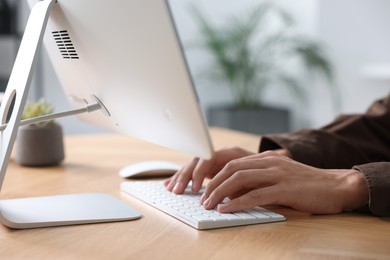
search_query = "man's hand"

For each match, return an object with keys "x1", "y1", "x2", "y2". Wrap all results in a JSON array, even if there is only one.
[
  {"x1": 200, "y1": 151, "x2": 369, "y2": 214},
  {"x1": 164, "y1": 146, "x2": 254, "y2": 194}
]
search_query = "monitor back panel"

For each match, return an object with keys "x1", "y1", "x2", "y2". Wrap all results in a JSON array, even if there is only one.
[{"x1": 28, "y1": 0, "x2": 213, "y2": 158}]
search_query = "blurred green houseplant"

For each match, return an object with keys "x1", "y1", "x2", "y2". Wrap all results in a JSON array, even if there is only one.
[
  {"x1": 21, "y1": 99, "x2": 55, "y2": 127},
  {"x1": 191, "y1": 2, "x2": 335, "y2": 109}
]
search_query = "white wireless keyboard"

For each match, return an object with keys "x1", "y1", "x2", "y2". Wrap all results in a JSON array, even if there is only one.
[{"x1": 121, "y1": 181, "x2": 286, "y2": 230}]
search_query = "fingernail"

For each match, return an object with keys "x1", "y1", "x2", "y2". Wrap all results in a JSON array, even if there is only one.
[
  {"x1": 167, "y1": 181, "x2": 175, "y2": 191},
  {"x1": 203, "y1": 198, "x2": 211, "y2": 208},
  {"x1": 217, "y1": 203, "x2": 228, "y2": 212},
  {"x1": 163, "y1": 179, "x2": 170, "y2": 187},
  {"x1": 173, "y1": 182, "x2": 182, "y2": 193},
  {"x1": 200, "y1": 193, "x2": 206, "y2": 204}
]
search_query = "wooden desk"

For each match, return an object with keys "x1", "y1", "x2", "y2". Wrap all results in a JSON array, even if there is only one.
[{"x1": 1, "y1": 128, "x2": 389, "y2": 259}]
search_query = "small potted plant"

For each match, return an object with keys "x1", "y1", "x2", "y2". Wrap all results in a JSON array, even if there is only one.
[
  {"x1": 15, "y1": 99, "x2": 65, "y2": 167},
  {"x1": 190, "y1": 2, "x2": 337, "y2": 134}
]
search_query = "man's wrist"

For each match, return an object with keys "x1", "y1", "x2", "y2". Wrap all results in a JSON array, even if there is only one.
[{"x1": 341, "y1": 169, "x2": 369, "y2": 211}]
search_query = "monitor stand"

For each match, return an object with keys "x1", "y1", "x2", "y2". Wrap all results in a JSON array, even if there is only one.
[
  {"x1": 0, "y1": 0, "x2": 141, "y2": 229},
  {"x1": 0, "y1": 193, "x2": 141, "y2": 229}
]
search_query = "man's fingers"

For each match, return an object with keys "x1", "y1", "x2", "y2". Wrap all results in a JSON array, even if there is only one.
[
  {"x1": 203, "y1": 168, "x2": 277, "y2": 209},
  {"x1": 217, "y1": 187, "x2": 279, "y2": 213},
  {"x1": 165, "y1": 158, "x2": 199, "y2": 194},
  {"x1": 201, "y1": 157, "x2": 277, "y2": 204},
  {"x1": 191, "y1": 158, "x2": 214, "y2": 192}
]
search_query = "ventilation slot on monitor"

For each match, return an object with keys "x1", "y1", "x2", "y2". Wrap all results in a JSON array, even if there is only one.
[{"x1": 52, "y1": 30, "x2": 79, "y2": 59}]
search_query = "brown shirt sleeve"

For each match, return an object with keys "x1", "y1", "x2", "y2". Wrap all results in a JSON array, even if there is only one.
[
  {"x1": 259, "y1": 93, "x2": 390, "y2": 216},
  {"x1": 353, "y1": 162, "x2": 390, "y2": 217}
]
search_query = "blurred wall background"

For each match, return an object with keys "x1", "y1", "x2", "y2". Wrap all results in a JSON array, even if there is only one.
[{"x1": 1, "y1": 0, "x2": 389, "y2": 135}]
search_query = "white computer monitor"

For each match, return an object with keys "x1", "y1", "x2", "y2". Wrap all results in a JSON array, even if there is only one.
[
  {"x1": 0, "y1": 0, "x2": 213, "y2": 229},
  {"x1": 29, "y1": 0, "x2": 213, "y2": 159}
]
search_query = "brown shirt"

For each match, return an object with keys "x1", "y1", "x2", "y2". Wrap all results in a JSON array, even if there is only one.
[{"x1": 259, "y1": 93, "x2": 390, "y2": 216}]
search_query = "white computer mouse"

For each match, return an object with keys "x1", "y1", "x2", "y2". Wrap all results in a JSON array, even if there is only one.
[{"x1": 119, "y1": 160, "x2": 181, "y2": 179}]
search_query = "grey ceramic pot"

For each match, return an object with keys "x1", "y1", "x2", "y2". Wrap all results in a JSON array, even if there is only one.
[{"x1": 15, "y1": 123, "x2": 65, "y2": 167}]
